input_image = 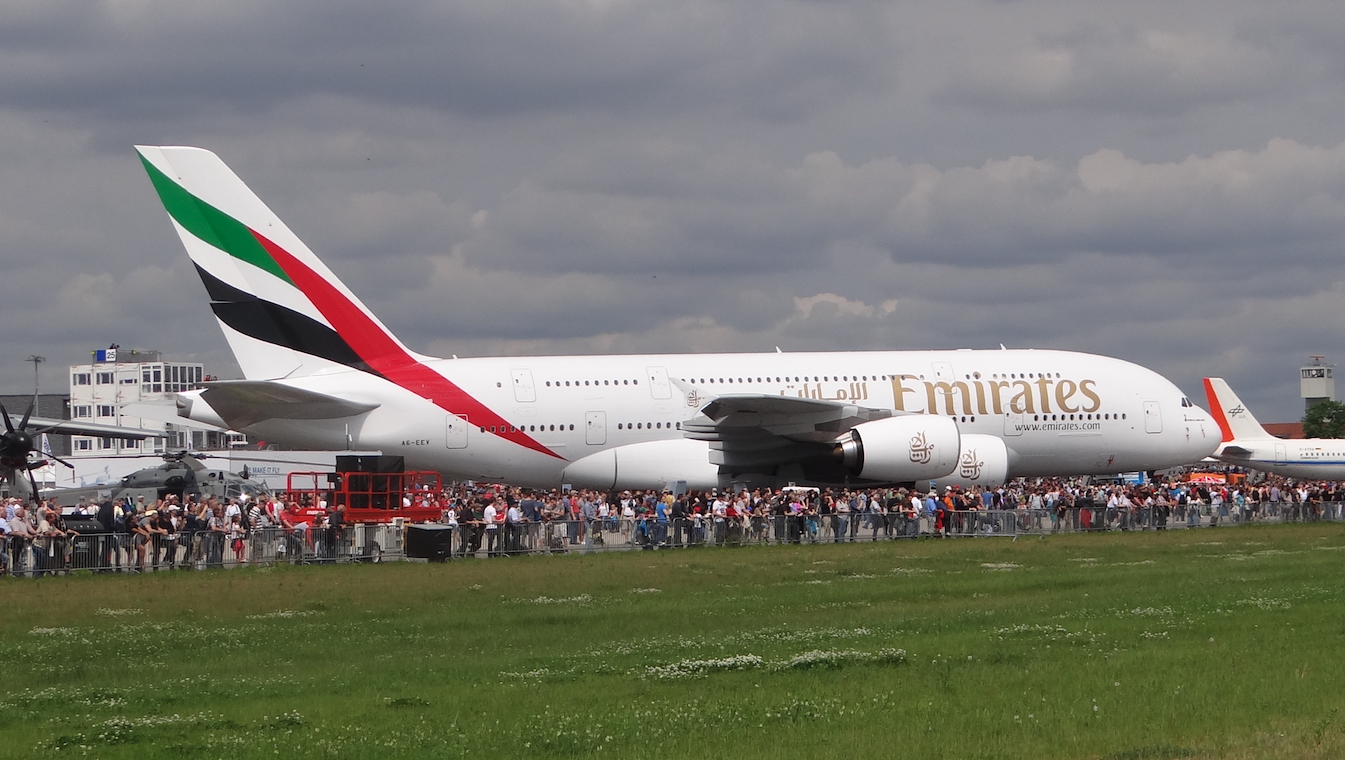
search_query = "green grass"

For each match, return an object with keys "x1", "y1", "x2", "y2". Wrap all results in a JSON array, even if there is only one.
[{"x1": 4, "y1": 524, "x2": 1345, "y2": 758}]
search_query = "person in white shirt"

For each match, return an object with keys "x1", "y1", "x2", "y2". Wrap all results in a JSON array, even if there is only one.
[{"x1": 482, "y1": 501, "x2": 500, "y2": 557}]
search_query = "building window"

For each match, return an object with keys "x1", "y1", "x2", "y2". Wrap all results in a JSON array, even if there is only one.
[
  {"x1": 96, "y1": 405, "x2": 116, "y2": 418},
  {"x1": 74, "y1": 438, "x2": 92, "y2": 451},
  {"x1": 96, "y1": 372, "x2": 114, "y2": 384},
  {"x1": 98, "y1": 437, "x2": 115, "y2": 450},
  {"x1": 72, "y1": 405, "x2": 92, "y2": 419},
  {"x1": 73, "y1": 373, "x2": 91, "y2": 386}
]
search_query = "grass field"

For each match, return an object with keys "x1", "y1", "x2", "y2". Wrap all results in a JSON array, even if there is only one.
[{"x1": 3, "y1": 524, "x2": 1345, "y2": 759}]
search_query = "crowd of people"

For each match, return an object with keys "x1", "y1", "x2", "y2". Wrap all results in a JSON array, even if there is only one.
[
  {"x1": 0, "y1": 472, "x2": 1339, "y2": 575},
  {"x1": 437, "y1": 473, "x2": 1341, "y2": 556},
  {"x1": 0, "y1": 493, "x2": 350, "y2": 577}
]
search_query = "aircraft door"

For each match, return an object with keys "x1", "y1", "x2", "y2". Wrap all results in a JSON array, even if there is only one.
[
  {"x1": 646, "y1": 367, "x2": 672, "y2": 399},
  {"x1": 1143, "y1": 400, "x2": 1162, "y2": 433},
  {"x1": 511, "y1": 369, "x2": 536, "y2": 402},
  {"x1": 1275, "y1": 442, "x2": 1287, "y2": 464},
  {"x1": 446, "y1": 415, "x2": 468, "y2": 449},
  {"x1": 1003, "y1": 397, "x2": 1024, "y2": 436},
  {"x1": 585, "y1": 411, "x2": 607, "y2": 445}
]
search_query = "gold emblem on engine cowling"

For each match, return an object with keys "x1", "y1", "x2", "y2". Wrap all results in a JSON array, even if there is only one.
[
  {"x1": 909, "y1": 431, "x2": 934, "y2": 464},
  {"x1": 959, "y1": 449, "x2": 984, "y2": 480}
]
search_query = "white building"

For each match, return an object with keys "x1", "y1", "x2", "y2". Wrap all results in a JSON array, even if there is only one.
[{"x1": 67, "y1": 346, "x2": 239, "y2": 456}]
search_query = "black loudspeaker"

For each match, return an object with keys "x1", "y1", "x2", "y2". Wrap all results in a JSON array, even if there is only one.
[
  {"x1": 405, "y1": 524, "x2": 453, "y2": 562},
  {"x1": 336, "y1": 455, "x2": 406, "y2": 473},
  {"x1": 62, "y1": 517, "x2": 108, "y2": 534}
]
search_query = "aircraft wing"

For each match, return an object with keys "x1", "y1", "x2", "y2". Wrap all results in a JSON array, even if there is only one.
[
  {"x1": 197, "y1": 381, "x2": 380, "y2": 428},
  {"x1": 28, "y1": 417, "x2": 165, "y2": 440},
  {"x1": 682, "y1": 394, "x2": 893, "y2": 469}
]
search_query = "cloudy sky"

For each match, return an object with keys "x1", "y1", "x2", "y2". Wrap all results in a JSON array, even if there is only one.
[{"x1": 3, "y1": 0, "x2": 1345, "y2": 422}]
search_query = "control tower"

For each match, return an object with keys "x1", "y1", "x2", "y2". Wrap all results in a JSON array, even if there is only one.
[{"x1": 1301, "y1": 355, "x2": 1336, "y2": 412}]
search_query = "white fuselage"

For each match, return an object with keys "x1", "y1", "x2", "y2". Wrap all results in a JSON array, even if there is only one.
[
  {"x1": 1213, "y1": 440, "x2": 1345, "y2": 480},
  {"x1": 188, "y1": 347, "x2": 1218, "y2": 488}
]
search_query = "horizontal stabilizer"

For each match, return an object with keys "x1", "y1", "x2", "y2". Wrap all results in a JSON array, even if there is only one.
[
  {"x1": 1219, "y1": 444, "x2": 1254, "y2": 457},
  {"x1": 120, "y1": 402, "x2": 230, "y2": 432},
  {"x1": 197, "y1": 381, "x2": 379, "y2": 428}
]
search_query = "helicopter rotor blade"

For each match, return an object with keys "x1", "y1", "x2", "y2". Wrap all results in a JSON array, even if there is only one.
[{"x1": 0, "y1": 402, "x2": 14, "y2": 434}]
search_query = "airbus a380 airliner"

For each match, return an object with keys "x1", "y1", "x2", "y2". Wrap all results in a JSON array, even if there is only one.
[
  {"x1": 136, "y1": 146, "x2": 1218, "y2": 491},
  {"x1": 1204, "y1": 377, "x2": 1345, "y2": 479}
]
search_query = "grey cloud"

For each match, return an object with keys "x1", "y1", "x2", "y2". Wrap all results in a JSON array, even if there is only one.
[
  {"x1": 934, "y1": 23, "x2": 1290, "y2": 117},
  {"x1": 0, "y1": 0, "x2": 885, "y2": 124}
]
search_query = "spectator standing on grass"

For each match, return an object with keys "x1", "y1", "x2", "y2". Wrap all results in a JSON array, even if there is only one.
[
  {"x1": 8, "y1": 506, "x2": 32, "y2": 577},
  {"x1": 208, "y1": 505, "x2": 227, "y2": 568},
  {"x1": 483, "y1": 498, "x2": 500, "y2": 557}
]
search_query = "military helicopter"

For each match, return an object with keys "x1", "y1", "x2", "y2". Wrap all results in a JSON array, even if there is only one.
[
  {"x1": 1, "y1": 400, "x2": 162, "y2": 504},
  {"x1": 43, "y1": 451, "x2": 269, "y2": 508}
]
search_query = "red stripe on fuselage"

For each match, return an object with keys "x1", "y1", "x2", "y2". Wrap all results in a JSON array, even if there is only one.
[{"x1": 251, "y1": 231, "x2": 563, "y2": 460}]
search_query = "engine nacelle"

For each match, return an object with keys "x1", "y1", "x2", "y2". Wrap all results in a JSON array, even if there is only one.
[
  {"x1": 836, "y1": 415, "x2": 960, "y2": 483},
  {"x1": 935, "y1": 433, "x2": 1010, "y2": 490},
  {"x1": 563, "y1": 438, "x2": 720, "y2": 492}
]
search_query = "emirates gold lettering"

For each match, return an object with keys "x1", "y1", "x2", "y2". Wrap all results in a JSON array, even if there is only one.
[
  {"x1": 891, "y1": 374, "x2": 920, "y2": 412},
  {"x1": 888, "y1": 372, "x2": 1103, "y2": 418},
  {"x1": 1054, "y1": 379, "x2": 1079, "y2": 413},
  {"x1": 1010, "y1": 381, "x2": 1035, "y2": 414},
  {"x1": 1035, "y1": 377, "x2": 1054, "y2": 414},
  {"x1": 1079, "y1": 379, "x2": 1101, "y2": 413},
  {"x1": 925, "y1": 381, "x2": 974, "y2": 415}
]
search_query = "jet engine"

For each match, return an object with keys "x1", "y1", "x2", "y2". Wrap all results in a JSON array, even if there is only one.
[
  {"x1": 563, "y1": 438, "x2": 720, "y2": 492},
  {"x1": 936, "y1": 433, "x2": 1010, "y2": 489},
  {"x1": 835, "y1": 415, "x2": 960, "y2": 483}
]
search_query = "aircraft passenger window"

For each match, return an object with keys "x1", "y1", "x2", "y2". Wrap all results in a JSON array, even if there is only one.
[
  {"x1": 479, "y1": 426, "x2": 486, "y2": 433},
  {"x1": 676, "y1": 422, "x2": 681, "y2": 429},
  {"x1": 637, "y1": 423, "x2": 642, "y2": 429},
  {"x1": 604, "y1": 380, "x2": 609, "y2": 385},
  {"x1": 1122, "y1": 414, "x2": 1126, "y2": 420},
  {"x1": 633, "y1": 380, "x2": 638, "y2": 385},
  {"x1": 549, "y1": 425, "x2": 555, "y2": 431},
  {"x1": 617, "y1": 424, "x2": 622, "y2": 430}
]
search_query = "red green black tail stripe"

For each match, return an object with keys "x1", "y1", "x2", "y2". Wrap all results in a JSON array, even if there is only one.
[{"x1": 143, "y1": 154, "x2": 561, "y2": 460}]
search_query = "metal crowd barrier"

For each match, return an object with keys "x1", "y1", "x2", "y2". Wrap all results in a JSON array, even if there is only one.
[
  {"x1": 0, "y1": 524, "x2": 406, "y2": 577},
  {"x1": 1, "y1": 501, "x2": 1342, "y2": 575}
]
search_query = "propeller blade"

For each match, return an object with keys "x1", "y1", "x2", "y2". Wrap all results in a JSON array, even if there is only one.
[
  {"x1": 46, "y1": 453, "x2": 75, "y2": 469},
  {"x1": 24, "y1": 464, "x2": 40, "y2": 506},
  {"x1": 19, "y1": 400, "x2": 33, "y2": 431},
  {"x1": 0, "y1": 402, "x2": 13, "y2": 434}
]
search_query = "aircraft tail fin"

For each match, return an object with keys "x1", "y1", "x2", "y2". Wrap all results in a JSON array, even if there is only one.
[
  {"x1": 136, "y1": 145, "x2": 425, "y2": 381},
  {"x1": 1203, "y1": 377, "x2": 1273, "y2": 442}
]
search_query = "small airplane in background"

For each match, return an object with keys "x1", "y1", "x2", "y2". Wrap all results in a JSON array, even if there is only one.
[{"x1": 1203, "y1": 377, "x2": 1345, "y2": 479}]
